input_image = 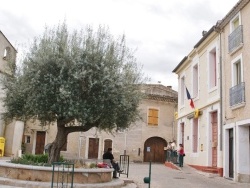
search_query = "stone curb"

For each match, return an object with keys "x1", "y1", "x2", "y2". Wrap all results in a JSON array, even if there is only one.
[{"x1": 0, "y1": 176, "x2": 125, "y2": 188}]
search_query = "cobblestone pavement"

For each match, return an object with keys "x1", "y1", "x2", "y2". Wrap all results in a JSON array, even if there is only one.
[
  {"x1": 120, "y1": 163, "x2": 250, "y2": 188},
  {"x1": 0, "y1": 157, "x2": 249, "y2": 188}
]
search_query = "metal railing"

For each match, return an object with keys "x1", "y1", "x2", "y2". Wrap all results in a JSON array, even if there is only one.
[
  {"x1": 51, "y1": 162, "x2": 74, "y2": 188},
  {"x1": 119, "y1": 155, "x2": 129, "y2": 178},
  {"x1": 230, "y1": 82, "x2": 245, "y2": 107},
  {"x1": 228, "y1": 25, "x2": 243, "y2": 53},
  {"x1": 165, "y1": 150, "x2": 178, "y2": 164}
]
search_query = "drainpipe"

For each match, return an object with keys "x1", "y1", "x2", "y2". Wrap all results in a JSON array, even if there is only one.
[
  {"x1": 218, "y1": 28, "x2": 223, "y2": 151},
  {"x1": 220, "y1": 34, "x2": 223, "y2": 151},
  {"x1": 215, "y1": 25, "x2": 223, "y2": 151}
]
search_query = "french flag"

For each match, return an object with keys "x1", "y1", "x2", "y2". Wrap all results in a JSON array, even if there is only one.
[{"x1": 186, "y1": 87, "x2": 195, "y2": 109}]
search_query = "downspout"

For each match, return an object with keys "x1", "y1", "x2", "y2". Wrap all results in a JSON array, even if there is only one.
[
  {"x1": 219, "y1": 31, "x2": 223, "y2": 151},
  {"x1": 215, "y1": 24, "x2": 223, "y2": 151},
  {"x1": 218, "y1": 28, "x2": 223, "y2": 151}
]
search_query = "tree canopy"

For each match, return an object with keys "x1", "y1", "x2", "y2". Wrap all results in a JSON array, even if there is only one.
[{"x1": 2, "y1": 23, "x2": 146, "y2": 162}]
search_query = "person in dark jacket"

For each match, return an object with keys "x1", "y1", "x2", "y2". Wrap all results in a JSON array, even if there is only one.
[{"x1": 103, "y1": 148, "x2": 122, "y2": 178}]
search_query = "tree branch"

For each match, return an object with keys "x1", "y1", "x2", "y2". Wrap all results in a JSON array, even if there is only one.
[{"x1": 64, "y1": 122, "x2": 98, "y2": 134}]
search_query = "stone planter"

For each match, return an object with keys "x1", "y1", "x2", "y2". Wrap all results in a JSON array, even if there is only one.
[{"x1": 0, "y1": 161, "x2": 113, "y2": 184}]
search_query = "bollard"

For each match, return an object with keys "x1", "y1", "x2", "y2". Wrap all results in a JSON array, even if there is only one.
[
  {"x1": 143, "y1": 176, "x2": 150, "y2": 183},
  {"x1": 143, "y1": 161, "x2": 151, "y2": 188}
]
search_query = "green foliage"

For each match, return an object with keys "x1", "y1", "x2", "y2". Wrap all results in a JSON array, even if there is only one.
[
  {"x1": 89, "y1": 163, "x2": 97, "y2": 168},
  {"x1": 10, "y1": 154, "x2": 64, "y2": 166},
  {"x1": 3, "y1": 22, "x2": 146, "y2": 132}
]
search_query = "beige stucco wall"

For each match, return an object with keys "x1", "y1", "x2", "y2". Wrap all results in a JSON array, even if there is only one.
[
  {"x1": 222, "y1": 2, "x2": 250, "y2": 123},
  {"x1": 221, "y1": 2, "x2": 250, "y2": 183},
  {"x1": 4, "y1": 121, "x2": 24, "y2": 157},
  {"x1": 176, "y1": 33, "x2": 222, "y2": 167}
]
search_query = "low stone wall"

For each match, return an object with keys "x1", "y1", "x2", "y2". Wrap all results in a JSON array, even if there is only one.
[{"x1": 0, "y1": 160, "x2": 113, "y2": 184}]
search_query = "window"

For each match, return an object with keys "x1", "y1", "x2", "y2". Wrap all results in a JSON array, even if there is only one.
[
  {"x1": 3, "y1": 47, "x2": 11, "y2": 61},
  {"x1": 148, "y1": 108, "x2": 158, "y2": 126},
  {"x1": 231, "y1": 55, "x2": 243, "y2": 86},
  {"x1": 192, "y1": 64, "x2": 198, "y2": 98},
  {"x1": 234, "y1": 61, "x2": 241, "y2": 84},
  {"x1": 25, "y1": 136, "x2": 31, "y2": 144},
  {"x1": 180, "y1": 76, "x2": 185, "y2": 106},
  {"x1": 192, "y1": 118, "x2": 198, "y2": 153},
  {"x1": 231, "y1": 14, "x2": 240, "y2": 32},
  {"x1": 208, "y1": 47, "x2": 217, "y2": 89},
  {"x1": 228, "y1": 13, "x2": 243, "y2": 53}
]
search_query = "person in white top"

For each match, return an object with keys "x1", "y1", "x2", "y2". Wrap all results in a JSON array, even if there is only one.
[{"x1": 171, "y1": 141, "x2": 176, "y2": 150}]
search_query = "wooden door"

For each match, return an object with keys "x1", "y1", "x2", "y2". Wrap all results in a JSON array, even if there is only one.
[
  {"x1": 88, "y1": 138, "x2": 99, "y2": 159},
  {"x1": 35, "y1": 131, "x2": 46, "y2": 154},
  {"x1": 144, "y1": 137, "x2": 167, "y2": 163},
  {"x1": 211, "y1": 111, "x2": 218, "y2": 167},
  {"x1": 104, "y1": 139, "x2": 112, "y2": 153}
]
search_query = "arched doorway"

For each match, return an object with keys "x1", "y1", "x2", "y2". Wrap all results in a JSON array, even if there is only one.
[{"x1": 144, "y1": 137, "x2": 167, "y2": 163}]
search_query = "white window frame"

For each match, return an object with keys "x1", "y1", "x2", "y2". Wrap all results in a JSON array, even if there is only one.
[
  {"x1": 180, "y1": 75, "x2": 185, "y2": 107},
  {"x1": 231, "y1": 54, "x2": 243, "y2": 87},
  {"x1": 25, "y1": 135, "x2": 31, "y2": 144},
  {"x1": 230, "y1": 12, "x2": 241, "y2": 33},
  {"x1": 207, "y1": 45, "x2": 218, "y2": 91},
  {"x1": 192, "y1": 62, "x2": 199, "y2": 99}
]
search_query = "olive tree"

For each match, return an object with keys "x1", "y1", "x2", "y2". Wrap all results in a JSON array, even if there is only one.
[{"x1": 3, "y1": 23, "x2": 146, "y2": 163}]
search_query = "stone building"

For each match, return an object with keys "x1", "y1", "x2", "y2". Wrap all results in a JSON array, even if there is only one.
[
  {"x1": 0, "y1": 30, "x2": 24, "y2": 157},
  {"x1": 23, "y1": 84, "x2": 178, "y2": 162}
]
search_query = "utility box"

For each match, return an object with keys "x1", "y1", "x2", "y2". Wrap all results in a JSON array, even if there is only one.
[{"x1": 0, "y1": 137, "x2": 5, "y2": 157}]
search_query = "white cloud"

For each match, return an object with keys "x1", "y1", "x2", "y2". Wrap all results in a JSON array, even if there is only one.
[{"x1": 0, "y1": 0, "x2": 238, "y2": 91}]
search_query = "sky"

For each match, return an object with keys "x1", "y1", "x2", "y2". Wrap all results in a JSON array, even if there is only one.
[{"x1": 0, "y1": 0, "x2": 239, "y2": 91}]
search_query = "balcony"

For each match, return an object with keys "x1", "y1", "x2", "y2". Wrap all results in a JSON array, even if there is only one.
[
  {"x1": 230, "y1": 82, "x2": 245, "y2": 107},
  {"x1": 228, "y1": 25, "x2": 243, "y2": 53}
]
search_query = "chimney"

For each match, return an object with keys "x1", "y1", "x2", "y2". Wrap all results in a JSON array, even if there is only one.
[
  {"x1": 202, "y1": 30, "x2": 207, "y2": 36},
  {"x1": 167, "y1": 86, "x2": 172, "y2": 89}
]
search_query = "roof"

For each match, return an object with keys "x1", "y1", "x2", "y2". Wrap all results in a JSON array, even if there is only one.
[
  {"x1": 172, "y1": 26, "x2": 217, "y2": 73},
  {"x1": 0, "y1": 30, "x2": 17, "y2": 52},
  {"x1": 145, "y1": 94, "x2": 177, "y2": 103},
  {"x1": 141, "y1": 84, "x2": 178, "y2": 102},
  {"x1": 217, "y1": 0, "x2": 249, "y2": 29},
  {"x1": 172, "y1": 0, "x2": 249, "y2": 73},
  {"x1": 172, "y1": 56, "x2": 187, "y2": 73}
]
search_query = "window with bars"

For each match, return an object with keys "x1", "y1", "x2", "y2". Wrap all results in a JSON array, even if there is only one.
[{"x1": 148, "y1": 108, "x2": 159, "y2": 126}]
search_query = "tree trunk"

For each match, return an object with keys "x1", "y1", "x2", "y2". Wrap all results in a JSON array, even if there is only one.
[{"x1": 48, "y1": 123, "x2": 68, "y2": 164}]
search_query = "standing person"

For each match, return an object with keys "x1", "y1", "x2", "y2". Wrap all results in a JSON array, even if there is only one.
[
  {"x1": 178, "y1": 144, "x2": 185, "y2": 167},
  {"x1": 103, "y1": 148, "x2": 122, "y2": 178},
  {"x1": 171, "y1": 141, "x2": 177, "y2": 163},
  {"x1": 166, "y1": 142, "x2": 172, "y2": 162}
]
